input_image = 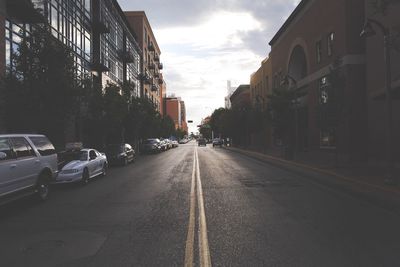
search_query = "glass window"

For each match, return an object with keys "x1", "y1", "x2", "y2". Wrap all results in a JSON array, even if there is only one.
[
  {"x1": 0, "y1": 138, "x2": 13, "y2": 160},
  {"x1": 11, "y1": 137, "x2": 35, "y2": 158},
  {"x1": 320, "y1": 128, "x2": 336, "y2": 148},
  {"x1": 5, "y1": 40, "x2": 11, "y2": 67},
  {"x1": 319, "y1": 77, "x2": 329, "y2": 104},
  {"x1": 84, "y1": 0, "x2": 91, "y2": 12},
  {"x1": 29, "y1": 136, "x2": 56, "y2": 156},
  {"x1": 316, "y1": 40, "x2": 322, "y2": 63},
  {"x1": 328, "y1": 32, "x2": 334, "y2": 56},
  {"x1": 51, "y1": 6, "x2": 58, "y2": 30}
]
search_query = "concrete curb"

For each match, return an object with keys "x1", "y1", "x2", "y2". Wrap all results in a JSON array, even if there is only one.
[{"x1": 224, "y1": 146, "x2": 400, "y2": 213}]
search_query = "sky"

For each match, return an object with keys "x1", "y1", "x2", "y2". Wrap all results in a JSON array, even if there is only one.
[{"x1": 119, "y1": 0, "x2": 301, "y2": 133}]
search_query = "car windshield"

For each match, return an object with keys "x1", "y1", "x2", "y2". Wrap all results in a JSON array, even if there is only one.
[{"x1": 74, "y1": 151, "x2": 88, "y2": 161}]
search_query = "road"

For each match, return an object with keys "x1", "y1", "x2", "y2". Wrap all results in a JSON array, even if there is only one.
[{"x1": 1, "y1": 141, "x2": 400, "y2": 266}]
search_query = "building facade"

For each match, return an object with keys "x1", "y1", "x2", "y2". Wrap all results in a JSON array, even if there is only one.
[
  {"x1": 249, "y1": 57, "x2": 273, "y2": 151},
  {"x1": 268, "y1": 0, "x2": 367, "y2": 163},
  {"x1": 165, "y1": 96, "x2": 187, "y2": 132},
  {"x1": 1, "y1": 0, "x2": 142, "y2": 141},
  {"x1": 230, "y1": 85, "x2": 250, "y2": 109},
  {"x1": 364, "y1": 2, "x2": 400, "y2": 165},
  {"x1": 124, "y1": 11, "x2": 163, "y2": 113}
]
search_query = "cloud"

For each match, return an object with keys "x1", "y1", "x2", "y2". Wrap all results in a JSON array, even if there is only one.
[{"x1": 118, "y1": 0, "x2": 301, "y2": 133}]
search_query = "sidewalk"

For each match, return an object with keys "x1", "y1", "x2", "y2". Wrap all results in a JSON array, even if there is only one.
[{"x1": 224, "y1": 146, "x2": 400, "y2": 213}]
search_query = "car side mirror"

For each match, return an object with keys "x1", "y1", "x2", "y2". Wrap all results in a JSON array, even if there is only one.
[{"x1": 0, "y1": 152, "x2": 7, "y2": 160}]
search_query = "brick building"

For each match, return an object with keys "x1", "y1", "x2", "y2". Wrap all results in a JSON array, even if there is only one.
[
  {"x1": 364, "y1": 2, "x2": 400, "y2": 165},
  {"x1": 230, "y1": 84, "x2": 250, "y2": 109},
  {"x1": 125, "y1": 11, "x2": 164, "y2": 113},
  {"x1": 164, "y1": 96, "x2": 187, "y2": 132},
  {"x1": 249, "y1": 57, "x2": 273, "y2": 150},
  {"x1": 268, "y1": 0, "x2": 367, "y2": 163}
]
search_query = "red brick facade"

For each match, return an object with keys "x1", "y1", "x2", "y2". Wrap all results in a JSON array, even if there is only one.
[
  {"x1": 365, "y1": 3, "x2": 400, "y2": 165},
  {"x1": 268, "y1": 0, "x2": 367, "y2": 163}
]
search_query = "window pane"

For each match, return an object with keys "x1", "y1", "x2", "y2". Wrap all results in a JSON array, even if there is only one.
[
  {"x1": 0, "y1": 138, "x2": 13, "y2": 160},
  {"x1": 29, "y1": 137, "x2": 56, "y2": 156},
  {"x1": 11, "y1": 137, "x2": 35, "y2": 158}
]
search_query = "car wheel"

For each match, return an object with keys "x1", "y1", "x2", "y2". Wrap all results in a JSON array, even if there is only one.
[
  {"x1": 36, "y1": 173, "x2": 50, "y2": 201},
  {"x1": 102, "y1": 163, "x2": 107, "y2": 176},
  {"x1": 81, "y1": 168, "x2": 89, "y2": 185}
]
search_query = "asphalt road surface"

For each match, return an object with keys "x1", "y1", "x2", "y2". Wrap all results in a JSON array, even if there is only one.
[{"x1": 1, "y1": 141, "x2": 400, "y2": 266}]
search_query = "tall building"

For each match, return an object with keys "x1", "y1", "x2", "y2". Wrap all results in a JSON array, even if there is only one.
[
  {"x1": 230, "y1": 85, "x2": 250, "y2": 109},
  {"x1": 1, "y1": 0, "x2": 142, "y2": 139},
  {"x1": 224, "y1": 80, "x2": 235, "y2": 109},
  {"x1": 165, "y1": 96, "x2": 187, "y2": 132},
  {"x1": 124, "y1": 11, "x2": 164, "y2": 113}
]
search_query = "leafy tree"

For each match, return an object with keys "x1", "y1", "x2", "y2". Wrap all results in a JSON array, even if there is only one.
[{"x1": 4, "y1": 24, "x2": 82, "y2": 147}]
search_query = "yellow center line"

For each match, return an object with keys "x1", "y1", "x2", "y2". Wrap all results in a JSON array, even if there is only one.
[
  {"x1": 184, "y1": 148, "x2": 197, "y2": 267},
  {"x1": 184, "y1": 146, "x2": 212, "y2": 267},
  {"x1": 196, "y1": 147, "x2": 212, "y2": 267}
]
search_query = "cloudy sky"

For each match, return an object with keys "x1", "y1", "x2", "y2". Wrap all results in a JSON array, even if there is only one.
[{"x1": 119, "y1": 0, "x2": 301, "y2": 133}]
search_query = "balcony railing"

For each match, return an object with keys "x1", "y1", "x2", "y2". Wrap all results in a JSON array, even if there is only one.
[
  {"x1": 89, "y1": 61, "x2": 110, "y2": 73},
  {"x1": 148, "y1": 43, "x2": 155, "y2": 52},
  {"x1": 154, "y1": 54, "x2": 160, "y2": 62},
  {"x1": 6, "y1": 0, "x2": 46, "y2": 23},
  {"x1": 119, "y1": 50, "x2": 135, "y2": 63}
]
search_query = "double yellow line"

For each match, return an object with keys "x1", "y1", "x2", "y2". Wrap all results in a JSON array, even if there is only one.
[{"x1": 184, "y1": 147, "x2": 212, "y2": 267}]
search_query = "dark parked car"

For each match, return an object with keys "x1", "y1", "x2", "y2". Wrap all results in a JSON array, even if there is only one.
[
  {"x1": 198, "y1": 138, "x2": 207, "y2": 147},
  {"x1": 106, "y1": 144, "x2": 135, "y2": 166},
  {"x1": 212, "y1": 138, "x2": 223, "y2": 147},
  {"x1": 141, "y1": 139, "x2": 161, "y2": 154}
]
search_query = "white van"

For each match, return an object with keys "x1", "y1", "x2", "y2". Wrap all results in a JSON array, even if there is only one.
[{"x1": 0, "y1": 134, "x2": 58, "y2": 204}]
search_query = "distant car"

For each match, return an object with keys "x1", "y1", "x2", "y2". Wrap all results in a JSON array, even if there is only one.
[
  {"x1": 212, "y1": 138, "x2": 223, "y2": 147},
  {"x1": 198, "y1": 138, "x2": 206, "y2": 147},
  {"x1": 0, "y1": 134, "x2": 58, "y2": 203},
  {"x1": 141, "y1": 139, "x2": 161, "y2": 154},
  {"x1": 56, "y1": 149, "x2": 107, "y2": 185},
  {"x1": 159, "y1": 139, "x2": 168, "y2": 151},
  {"x1": 172, "y1": 140, "x2": 179, "y2": 148},
  {"x1": 179, "y1": 139, "x2": 187, "y2": 144},
  {"x1": 164, "y1": 139, "x2": 173, "y2": 150},
  {"x1": 106, "y1": 144, "x2": 135, "y2": 166}
]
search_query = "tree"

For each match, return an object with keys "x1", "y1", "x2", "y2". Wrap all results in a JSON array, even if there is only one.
[
  {"x1": 4, "y1": 24, "x2": 82, "y2": 147},
  {"x1": 267, "y1": 86, "x2": 297, "y2": 146}
]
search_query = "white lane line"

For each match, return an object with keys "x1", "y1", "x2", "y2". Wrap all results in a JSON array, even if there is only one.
[
  {"x1": 184, "y1": 148, "x2": 197, "y2": 267},
  {"x1": 196, "y1": 147, "x2": 212, "y2": 267}
]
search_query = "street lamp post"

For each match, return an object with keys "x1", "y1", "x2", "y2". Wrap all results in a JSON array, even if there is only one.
[
  {"x1": 282, "y1": 75, "x2": 299, "y2": 159},
  {"x1": 360, "y1": 18, "x2": 396, "y2": 184}
]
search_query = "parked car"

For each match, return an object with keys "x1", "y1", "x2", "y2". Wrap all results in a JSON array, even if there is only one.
[
  {"x1": 106, "y1": 144, "x2": 135, "y2": 166},
  {"x1": 0, "y1": 134, "x2": 58, "y2": 203},
  {"x1": 56, "y1": 149, "x2": 107, "y2": 185},
  {"x1": 141, "y1": 139, "x2": 161, "y2": 154},
  {"x1": 172, "y1": 140, "x2": 179, "y2": 148},
  {"x1": 179, "y1": 139, "x2": 188, "y2": 144},
  {"x1": 159, "y1": 139, "x2": 168, "y2": 151},
  {"x1": 198, "y1": 138, "x2": 207, "y2": 147},
  {"x1": 212, "y1": 138, "x2": 223, "y2": 147}
]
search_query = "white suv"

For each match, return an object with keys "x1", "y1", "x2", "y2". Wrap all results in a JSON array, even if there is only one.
[{"x1": 0, "y1": 134, "x2": 58, "y2": 203}]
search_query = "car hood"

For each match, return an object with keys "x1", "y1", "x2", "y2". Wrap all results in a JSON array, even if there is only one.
[{"x1": 62, "y1": 160, "x2": 87, "y2": 170}]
